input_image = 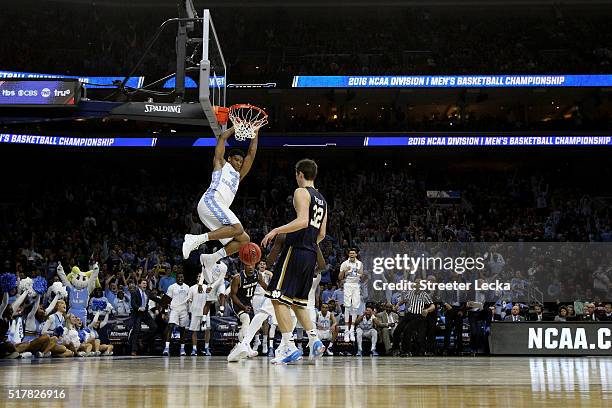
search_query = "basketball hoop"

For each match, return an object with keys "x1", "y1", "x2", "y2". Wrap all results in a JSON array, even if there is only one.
[{"x1": 228, "y1": 104, "x2": 268, "y2": 141}]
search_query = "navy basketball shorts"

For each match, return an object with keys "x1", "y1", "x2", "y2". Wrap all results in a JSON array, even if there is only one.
[{"x1": 265, "y1": 246, "x2": 316, "y2": 307}]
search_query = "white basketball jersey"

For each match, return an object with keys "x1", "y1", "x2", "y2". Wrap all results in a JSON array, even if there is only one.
[
  {"x1": 307, "y1": 273, "x2": 322, "y2": 309},
  {"x1": 204, "y1": 261, "x2": 228, "y2": 286},
  {"x1": 317, "y1": 311, "x2": 331, "y2": 330},
  {"x1": 189, "y1": 285, "x2": 208, "y2": 317},
  {"x1": 205, "y1": 162, "x2": 240, "y2": 206},
  {"x1": 342, "y1": 259, "x2": 362, "y2": 285},
  {"x1": 359, "y1": 315, "x2": 374, "y2": 331},
  {"x1": 254, "y1": 270, "x2": 272, "y2": 296},
  {"x1": 167, "y1": 283, "x2": 190, "y2": 310}
]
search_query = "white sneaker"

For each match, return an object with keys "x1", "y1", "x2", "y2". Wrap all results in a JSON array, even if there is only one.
[
  {"x1": 247, "y1": 345, "x2": 259, "y2": 358},
  {"x1": 325, "y1": 348, "x2": 334, "y2": 356},
  {"x1": 44, "y1": 351, "x2": 52, "y2": 358},
  {"x1": 102, "y1": 350, "x2": 113, "y2": 356},
  {"x1": 94, "y1": 351, "x2": 101, "y2": 357},
  {"x1": 37, "y1": 352, "x2": 44, "y2": 358},
  {"x1": 253, "y1": 337, "x2": 261, "y2": 350},
  {"x1": 262, "y1": 344, "x2": 268, "y2": 354},
  {"x1": 349, "y1": 330, "x2": 355, "y2": 342},
  {"x1": 20, "y1": 352, "x2": 33, "y2": 359},
  {"x1": 77, "y1": 351, "x2": 87, "y2": 357},
  {"x1": 227, "y1": 343, "x2": 248, "y2": 362},
  {"x1": 182, "y1": 234, "x2": 200, "y2": 259},
  {"x1": 271, "y1": 345, "x2": 302, "y2": 365},
  {"x1": 343, "y1": 331, "x2": 350, "y2": 342}
]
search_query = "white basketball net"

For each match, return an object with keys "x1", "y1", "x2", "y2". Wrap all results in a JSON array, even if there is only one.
[{"x1": 228, "y1": 104, "x2": 268, "y2": 141}]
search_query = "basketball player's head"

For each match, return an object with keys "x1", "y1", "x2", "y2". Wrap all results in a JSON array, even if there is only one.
[
  {"x1": 244, "y1": 263, "x2": 254, "y2": 275},
  {"x1": 365, "y1": 307, "x2": 373, "y2": 317},
  {"x1": 348, "y1": 249, "x2": 357, "y2": 261},
  {"x1": 321, "y1": 303, "x2": 329, "y2": 313},
  {"x1": 295, "y1": 159, "x2": 318, "y2": 187},
  {"x1": 176, "y1": 272, "x2": 185, "y2": 285},
  {"x1": 226, "y1": 149, "x2": 245, "y2": 172}
]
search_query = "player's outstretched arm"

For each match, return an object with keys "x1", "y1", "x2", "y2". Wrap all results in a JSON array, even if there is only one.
[
  {"x1": 239, "y1": 128, "x2": 259, "y2": 180},
  {"x1": 213, "y1": 126, "x2": 235, "y2": 171},
  {"x1": 261, "y1": 188, "x2": 310, "y2": 247}
]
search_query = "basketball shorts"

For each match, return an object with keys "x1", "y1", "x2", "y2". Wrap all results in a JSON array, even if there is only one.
[
  {"x1": 197, "y1": 195, "x2": 240, "y2": 246},
  {"x1": 169, "y1": 308, "x2": 190, "y2": 327},
  {"x1": 189, "y1": 315, "x2": 205, "y2": 332},
  {"x1": 318, "y1": 329, "x2": 332, "y2": 341},
  {"x1": 344, "y1": 283, "x2": 361, "y2": 310},
  {"x1": 265, "y1": 246, "x2": 316, "y2": 307}
]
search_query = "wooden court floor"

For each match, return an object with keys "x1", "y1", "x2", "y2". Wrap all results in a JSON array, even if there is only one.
[{"x1": 1, "y1": 356, "x2": 611, "y2": 407}]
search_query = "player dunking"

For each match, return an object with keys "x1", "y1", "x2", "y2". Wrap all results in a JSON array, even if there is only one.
[
  {"x1": 182, "y1": 127, "x2": 259, "y2": 275},
  {"x1": 261, "y1": 158, "x2": 327, "y2": 364}
]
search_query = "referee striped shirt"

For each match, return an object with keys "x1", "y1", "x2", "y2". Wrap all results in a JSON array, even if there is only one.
[{"x1": 402, "y1": 290, "x2": 434, "y2": 314}]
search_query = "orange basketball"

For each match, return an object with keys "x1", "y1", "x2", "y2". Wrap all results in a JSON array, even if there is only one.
[{"x1": 239, "y1": 242, "x2": 262, "y2": 266}]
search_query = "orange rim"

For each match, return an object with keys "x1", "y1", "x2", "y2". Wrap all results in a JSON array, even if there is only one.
[{"x1": 228, "y1": 103, "x2": 268, "y2": 118}]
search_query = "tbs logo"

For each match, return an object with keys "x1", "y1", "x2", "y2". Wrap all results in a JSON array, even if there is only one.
[{"x1": 41, "y1": 88, "x2": 51, "y2": 98}]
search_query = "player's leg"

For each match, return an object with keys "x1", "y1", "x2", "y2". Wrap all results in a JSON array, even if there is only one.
[
  {"x1": 185, "y1": 201, "x2": 247, "y2": 260},
  {"x1": 344, "y1": 288, "x2": 354, "y2": 341},
  {"x1": 261, "y1": 319, "x2": 270, "y2": 354},
  {"x1": 204, "y1": 311, "x2": 212, "y2": 355},
  {"x1": 228, "y1": 301, "x2": 273, "y2": 362},
  {"x1": 356, "y1": 327, "x2": 364, "y2": 356},
  {"x1": 164, "y1": 322, "x2": 175, "y2": 356},
  {"x1": 369, "y1": 329, "x2": 379, "y2": 355},
  {"x1": 189, "y1": 314, "x2": 202, "y2": 356}
]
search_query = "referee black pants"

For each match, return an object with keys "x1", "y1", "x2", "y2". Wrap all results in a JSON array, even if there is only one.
[{"x1": 392, "y1": 313, "x2": 427, "y2": 354}]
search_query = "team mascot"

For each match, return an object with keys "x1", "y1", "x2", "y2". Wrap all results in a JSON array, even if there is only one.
[{"x1": 56, "y1": 262, "x2": 99, "y2": 325}]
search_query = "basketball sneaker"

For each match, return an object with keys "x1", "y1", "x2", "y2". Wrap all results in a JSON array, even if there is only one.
[
  {"x1": 162, "y1": 347, "x2": 169, "y2": 356},
  {"x1": 371, "y1": 350, "x2": 379, "y2": 357},
  {"x1": 246, "y1": 345, "x2": 258, "y2": 358},
  {"x1": 349, "y1": 330, "x2": 355, "y2": 342},
  {"x1": 191, "y1": 349, "x2": 198, "y2": 356},
  {"x1": 325, "y1": 348, "x2": 334, "y2": 356},
  {"x1": 356, "y1": 350, "x2": 363, "y2": 357},
  {"x1": 204, "y1": 347, "x2": 212, "y2": 356},
  {"x1": 267, "y1": 347, "x2": 275, "y2": 357},
  {"x1": 182, "y1": 234, "x2": 199, "y2": 259},
  {"x1": 271, "y1": 345, "x2": 302, "y2": 365},
  {"x1": 308, "y1": 339, "x2": 326, "y2": 361},
  {"x1": 227, "y1": 343, "x2": 248, "y2": 362}
]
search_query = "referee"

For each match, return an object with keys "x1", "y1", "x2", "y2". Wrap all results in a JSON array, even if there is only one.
[{"x1": 391, "y1": 279, "x2": 435, "y2": 356}]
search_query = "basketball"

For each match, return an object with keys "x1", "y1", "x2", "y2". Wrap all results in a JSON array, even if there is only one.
[{"x1": 239, "y1": 242, "x2": 262, "y2": 266}]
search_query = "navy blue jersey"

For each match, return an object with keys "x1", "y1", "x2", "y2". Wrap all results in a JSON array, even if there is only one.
[
  {"x1": 285, "y1": 187, "x2": 327, "y2": 253},
  {"x1": 237, "y1": 271, "x2": 258, "y2": 306}
]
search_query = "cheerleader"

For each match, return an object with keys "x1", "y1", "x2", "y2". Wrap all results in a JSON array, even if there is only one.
[{"x1": 41, "y1": 300, "x2": 74, "y2": 358}]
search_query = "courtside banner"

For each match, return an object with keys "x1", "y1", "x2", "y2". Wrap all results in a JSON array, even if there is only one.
[
  {"x1": 490, "y1": 322, "x2": 612, "y2": 355},
  {"x1": 292, "y1": 75, "x2": 612, "y2": 88},
  {"x1": 0, "y1": 71, "x2": 144, "y2": 89},
  {"x1": 0, "y1": 134, "x2": 157, "y2": 147},
  {"x1": 364, "y1": 135, "x2": 612, "y2": 146}
]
